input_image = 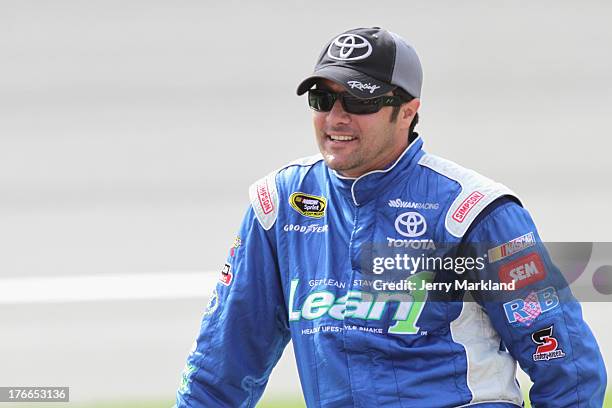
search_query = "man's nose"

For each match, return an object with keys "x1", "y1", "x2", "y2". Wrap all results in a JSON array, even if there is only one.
[{"x1": 326, "y1": 98, "x2": 351, "y2": 125}]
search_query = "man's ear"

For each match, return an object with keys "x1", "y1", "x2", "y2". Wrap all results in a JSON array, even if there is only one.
[{"x1": 399, "y1": 98, "x2": 420, "y2": 129}]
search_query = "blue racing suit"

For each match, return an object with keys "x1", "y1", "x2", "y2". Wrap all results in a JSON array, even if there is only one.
[{"x1": 176, "y1": 136, "x2": 606, "y2": 407}]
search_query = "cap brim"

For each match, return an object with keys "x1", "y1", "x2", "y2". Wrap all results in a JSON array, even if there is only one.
[{"x1": 296, "y1": 65, "x2": 394, "y2": 99}]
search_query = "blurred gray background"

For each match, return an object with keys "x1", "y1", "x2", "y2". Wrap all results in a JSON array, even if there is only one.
[{"x1": 1, "y1": 0, "x2": 611, "y2": 405}]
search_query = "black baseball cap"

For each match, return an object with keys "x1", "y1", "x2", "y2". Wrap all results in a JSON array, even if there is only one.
[{"x1": 296, "y1": 27, "x2": 423, "y2": 99}]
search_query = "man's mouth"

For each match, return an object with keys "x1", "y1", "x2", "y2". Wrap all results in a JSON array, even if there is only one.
[{"x1": 327, "y1": 134, "x2": 356, "y2": 142}]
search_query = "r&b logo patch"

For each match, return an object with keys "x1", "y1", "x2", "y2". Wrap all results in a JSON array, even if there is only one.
[{"x1": 503, "y1": 287, "x2": 559, "y2": 326}]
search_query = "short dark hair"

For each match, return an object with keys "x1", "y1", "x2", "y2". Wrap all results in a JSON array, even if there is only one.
[{"x1": 390, "y1": 87, "x2": 419, "y2": 143}]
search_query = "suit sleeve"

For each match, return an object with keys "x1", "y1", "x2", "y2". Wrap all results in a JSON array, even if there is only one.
[
  {"x1": 462, "y1": 199, "x2": 607, "y2": 407},
  {"x1": 175, "y1": 204, "x2": 290, "y2": 408}
]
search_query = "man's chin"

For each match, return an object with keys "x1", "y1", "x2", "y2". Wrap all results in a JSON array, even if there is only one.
[{"x1": 323, "y1": 157, "x2": 360, "y2": 177}]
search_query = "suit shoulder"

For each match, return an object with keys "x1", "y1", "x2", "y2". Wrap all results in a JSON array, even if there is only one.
[
  {"x1": 248, "y1": 153, "x2": 324, "y2": 230},
  {"x1": 417, "y1": 153, "x2": 522, "y2": 238}
]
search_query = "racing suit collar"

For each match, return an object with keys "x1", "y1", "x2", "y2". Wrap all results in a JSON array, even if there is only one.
[{"x1": 329, "y1": 136, "x2": 425, "y2": 206}]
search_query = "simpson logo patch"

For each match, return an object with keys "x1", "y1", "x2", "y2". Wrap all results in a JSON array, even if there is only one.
[
  {"x1": 289, "y1": 192, "x2": 327, "y2": 218},
  {"x1": 257, "y1": 181, "x2": 274, "y2": 215},
  {"x1": 452, "y1": 191, "x2": 485, "y2": 223}
]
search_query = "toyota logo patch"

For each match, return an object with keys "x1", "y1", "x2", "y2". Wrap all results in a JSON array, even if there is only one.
[
  {"x1": 327, "y1": 34, "x2": 373, "y2": 61},
  {"x1": 395, "y1": 212, "x2": 427, "y2": 238}
]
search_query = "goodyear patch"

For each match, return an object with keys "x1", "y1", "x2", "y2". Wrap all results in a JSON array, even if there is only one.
[{"x1": 289, "y1": 192, "x2": 327, "y2": 218}]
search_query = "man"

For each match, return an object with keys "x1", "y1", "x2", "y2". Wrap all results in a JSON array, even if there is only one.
[{"x1": 176, "y1": 27, "x2": 606, "y2": 407}]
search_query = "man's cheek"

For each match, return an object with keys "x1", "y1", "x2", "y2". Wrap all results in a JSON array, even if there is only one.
[{"x1": 312, "y1": 113, "x2": 326, "y2": 129}]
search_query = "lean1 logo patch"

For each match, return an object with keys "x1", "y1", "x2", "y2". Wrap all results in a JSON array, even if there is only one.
[
  {"x1": 288, "y1": 272, "x2": 434, "y2": 335},
  {"x1": 289, "y1": 192, "x2": 327, "y2": 218}
]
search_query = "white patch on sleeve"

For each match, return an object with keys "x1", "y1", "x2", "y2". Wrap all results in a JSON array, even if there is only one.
[
  {"x1": 249, "y1": 172, "x2": 279, "y2": 230},
  {"x1": 248, "y1": 153, "x2": 323, "y2": 230},
  {"x1": 418, "y1": 154, "x2": 521, "y2": 238}
]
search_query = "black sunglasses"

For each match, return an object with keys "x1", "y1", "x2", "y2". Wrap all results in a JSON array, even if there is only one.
[{"x1": 308, "y1": 89, "x2": 404, "y2": 115}]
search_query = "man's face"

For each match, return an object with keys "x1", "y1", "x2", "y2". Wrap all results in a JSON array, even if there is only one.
[{"x1": 312, "y1": 79, "x2": 416, "y2": 178}]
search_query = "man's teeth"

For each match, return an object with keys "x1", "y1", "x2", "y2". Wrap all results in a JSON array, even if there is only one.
[{"x1": 329, "y1": 135, "x2": 355, "y2": 141}]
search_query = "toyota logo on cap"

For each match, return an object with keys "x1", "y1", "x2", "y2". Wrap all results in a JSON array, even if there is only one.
[
  {"x1": 395, "y1": 212, "x2": 427, "y2": 238},
  {"x1": 327, "y1": 34, "x2": 373, "y2": 61}
]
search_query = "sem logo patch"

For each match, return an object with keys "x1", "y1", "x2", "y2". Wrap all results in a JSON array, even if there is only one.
[
  {"x1": 498, "y1": 252, "x2": 546, "y2": 289},
  {"x1": 452, "y1": 191, "x2": 485, "y2": 223},
  {"x1": 289, "y1": 192, "x2": 327, "y2": 218}
]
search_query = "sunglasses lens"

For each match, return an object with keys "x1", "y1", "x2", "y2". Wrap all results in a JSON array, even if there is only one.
[
  {"x1": 308, "y1": 90, "x2": 335, "y2": 112},
  {"x1": 308, "y1": 90, "x2": 390, "y2": 114},
  {"x1": 342, "y1": 95, "x2": 382, "y2": 114}
]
